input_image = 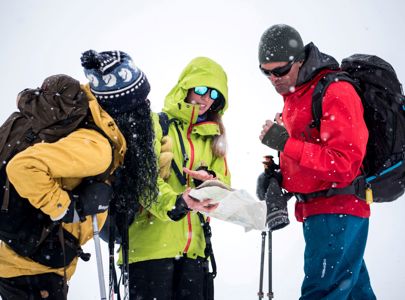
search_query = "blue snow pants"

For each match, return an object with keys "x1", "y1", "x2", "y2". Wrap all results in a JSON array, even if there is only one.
[{"x1": 300, "y1": 214, "x2": 376, "y2": 300}]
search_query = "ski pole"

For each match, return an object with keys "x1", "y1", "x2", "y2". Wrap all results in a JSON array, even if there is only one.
[
  {"x1": 267, "y1": 230, "x2": 274, "y2": 299},
  {"x1": 120, "y1": 211, "x2": 130, "y2": 300},
  {"x1": 258, "y1": 231, "x2": 266, "y2": 299},
  {"x1": 93, "y1": 215, "x2": 107, "y2": 300},
  {"x1": 108, "y1": 211, "x2": 121, "y2": 300}
]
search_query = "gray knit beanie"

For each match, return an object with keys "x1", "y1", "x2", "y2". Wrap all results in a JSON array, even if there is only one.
[{"x1": 258, "y1": 24, "x2": 304, "y2": 64}]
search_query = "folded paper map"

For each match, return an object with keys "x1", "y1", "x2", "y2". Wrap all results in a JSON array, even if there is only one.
[{"x1": 189, "y1": 180, "x2": 267, "y2": 231}]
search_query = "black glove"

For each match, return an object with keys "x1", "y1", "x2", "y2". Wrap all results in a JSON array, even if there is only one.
[
  {"x1": 62, "y1": 182, "x2": 113, "y2": 223},
  {"x1": 167, "y1": 195, "x2": 191, "y2": 221},
  {"x1": 265, "y1": 177, "x2": 291, "y2": 231},
  {"x1": 99, "y1": 200, "x2": 138, "y2": 244},
  {"x1": 256, "y1": 172, "x2": 271, "y2": 200},
  {"x1": 261, "y1": 123, "x2": 289, "y2": 152},
  {"x1": 192, "y1": 166, "x2": 217, "y2": 187},
  {"x1": 257, "y1": 156, "x2": 282, "y2": 200}
]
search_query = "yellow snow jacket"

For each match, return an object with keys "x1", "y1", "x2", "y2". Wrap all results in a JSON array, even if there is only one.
[{"x1": 0, "y1": 84, "x2": 126, "y2": 280}]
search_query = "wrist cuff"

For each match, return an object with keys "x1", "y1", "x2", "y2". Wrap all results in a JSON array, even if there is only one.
[{"x1": 167, "y1": 195, "x2": 191, "y2": 221}]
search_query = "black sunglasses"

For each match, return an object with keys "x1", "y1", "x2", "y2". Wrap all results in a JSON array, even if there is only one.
[{"x1": 260, "y1": 59, "x2": 296, "y2": 77}]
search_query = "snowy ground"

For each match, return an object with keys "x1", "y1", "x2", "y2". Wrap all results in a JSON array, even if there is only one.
[{"x1": 1, "y1": 0, "x2": 405, "y2": 299}]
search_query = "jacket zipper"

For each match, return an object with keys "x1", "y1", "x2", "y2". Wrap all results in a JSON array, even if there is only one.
[{"x1": 182, "y1": 107, "x2": 196, "y2": 254}]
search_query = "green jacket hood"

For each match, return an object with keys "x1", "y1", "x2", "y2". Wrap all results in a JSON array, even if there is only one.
[{"x1": 163, "y1": 57, "x2": 228, "y2": 123}]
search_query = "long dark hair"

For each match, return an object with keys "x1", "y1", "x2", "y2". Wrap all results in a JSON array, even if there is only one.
[{"x1": 111, "y1": 99, "x2": 158, "y2": 214}]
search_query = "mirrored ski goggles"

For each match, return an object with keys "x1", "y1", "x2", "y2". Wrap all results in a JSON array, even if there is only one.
[
  {"x1": 260, "y1": 60, "x2": 296, "y2": 77},
  {"x1": 193, "y1": 86, "x2": 220, "y2": 100}
]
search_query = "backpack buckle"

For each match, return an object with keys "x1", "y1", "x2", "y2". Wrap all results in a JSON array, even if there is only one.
[
  {"x1": 352, "y1": 176, "x2": 366, "y2": 201},
  {"x1": 294, "y1": 193, "x2": 306, "y2": 202},
  {"x1": 25, "y1": 129, "x2": 37, "y2": 144}
]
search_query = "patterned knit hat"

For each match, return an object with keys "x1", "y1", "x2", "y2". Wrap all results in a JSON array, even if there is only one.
[{"x1": 81, "y1": 50, "x2": 150, "y2": 115}]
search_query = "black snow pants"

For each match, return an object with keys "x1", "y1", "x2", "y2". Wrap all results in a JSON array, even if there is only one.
[
  {"x1": 129, "y1": 257, "x2": 210, "y2": 300},
  {"x1": 0, "y1": 273, "x2": 65, "y2": 300}
]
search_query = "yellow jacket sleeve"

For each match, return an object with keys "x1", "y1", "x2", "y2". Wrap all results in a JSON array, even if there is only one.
[{"x1": 6, "y1": 128, "x2": 112, "y2": 220}]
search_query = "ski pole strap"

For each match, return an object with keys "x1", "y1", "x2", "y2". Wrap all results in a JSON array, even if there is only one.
[{"x1": 197, "y1": 212, "x2": 217, "y2": 278}]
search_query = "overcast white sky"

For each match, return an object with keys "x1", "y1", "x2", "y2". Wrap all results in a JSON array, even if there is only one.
[{"x1": 1, "y1": 0, "x2": 404, "y2": 299}]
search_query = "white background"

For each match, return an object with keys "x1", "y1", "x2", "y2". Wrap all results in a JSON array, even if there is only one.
[{"x1": 1, "y1": 0, "x2": 404, "y2": 299}]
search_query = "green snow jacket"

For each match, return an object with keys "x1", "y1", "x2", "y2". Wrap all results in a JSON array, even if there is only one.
[{"x1": 126, "y1": 57, "x2": 231, "y2": 263}]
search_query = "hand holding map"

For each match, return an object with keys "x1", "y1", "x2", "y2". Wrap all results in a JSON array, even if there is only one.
[{"x1": 189, "y1": 180, "x2": 267, "y2": 231}]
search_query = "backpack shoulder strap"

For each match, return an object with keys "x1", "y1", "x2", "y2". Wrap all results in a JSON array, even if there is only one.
[
  {"x1": 311, "y1": 72, "x2": 357, "y2": 130},
  {"x1": 158, "y1": 112, "x2": 187, "y2": 186},
  {"x1": 197, "y1": 212, "x2": 217, "y2": 278},
  {"x1": 158, "y1": 112, "x2": 170, "y2": 137}
]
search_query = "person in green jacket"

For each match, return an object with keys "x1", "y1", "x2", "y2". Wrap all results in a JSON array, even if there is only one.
[{"x1": 127, "y1": 57, "x2": 231, "y2": 300}]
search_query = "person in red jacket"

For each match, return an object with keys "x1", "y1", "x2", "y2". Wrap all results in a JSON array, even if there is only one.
[{"x1": 257, "y1": 24, "x2": 376, "y2": 300}]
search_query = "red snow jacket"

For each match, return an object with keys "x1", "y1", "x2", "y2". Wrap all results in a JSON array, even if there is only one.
[{"x1": 280, "y1": 43, "x2": 370, "y2": 222}]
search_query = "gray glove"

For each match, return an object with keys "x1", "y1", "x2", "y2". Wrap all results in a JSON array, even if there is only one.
[
  {"x1": 257, "y1": 155, "x2": 283, "y2": 200},
  {"x1": 62, "y1": 182, "x2": 113, "y2": 223},
  {"x1": 261, "y1": 123, "x2": 289, "y2": 152},
  {"x1": 256, "y1": 172, "x2": 271, "y2": 201},
  {"x1": 265, "y1": 177, "x2": 291, "y2": 231}
]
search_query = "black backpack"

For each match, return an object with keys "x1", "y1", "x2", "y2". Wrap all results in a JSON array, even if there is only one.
[
  {"x1": 0, "y1": 74, "x2": 96, "y2": 268},
  {"x1": 310, "y1": 54, "x2": 405, "y2": 203}
]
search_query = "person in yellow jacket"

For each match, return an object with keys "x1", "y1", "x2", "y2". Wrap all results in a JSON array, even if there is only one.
[
  {"x1": 127, "y1": 57, "x2": 231, "y2": 300},
  {"x1": 0, "y1": 50, "x2": 157, "y2": 299}
]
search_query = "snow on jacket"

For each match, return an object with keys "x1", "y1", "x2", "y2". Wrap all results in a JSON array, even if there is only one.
[
  {"x1": 126, "y1": 57, "x2": 231, "y2": 263},
  {"x1": 279, "y1": 43, "x2": 370, "y2": 222},
  {"x1": 0, "y1": 84, "x2": 126, "y2": 279}
]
